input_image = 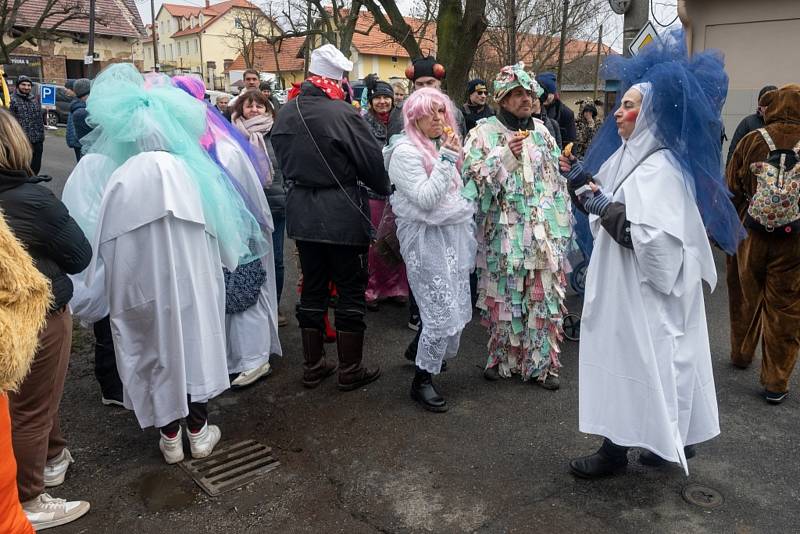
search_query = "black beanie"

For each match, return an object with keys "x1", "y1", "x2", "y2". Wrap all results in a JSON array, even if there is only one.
[
  {"x1": 370, "y1": 80, "x2": 394, "y2": 101},
  {"x1": 406, "y1": 56, "x2": 445, "y2": 81},
  {"x1": 467, "y1": 78, "x2": 488, "y2": 95}
]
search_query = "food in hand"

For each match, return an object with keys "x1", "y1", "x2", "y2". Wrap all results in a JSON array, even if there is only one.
[
  {"x1": 563, "y1": 142, "x2": 574, "y2": 158},
  {"x1": 443, "y1": 126, "x2": 454, "y2": 136},
  {"x1": 516, "y1": 129, "x2": 530, "y2": 139}
]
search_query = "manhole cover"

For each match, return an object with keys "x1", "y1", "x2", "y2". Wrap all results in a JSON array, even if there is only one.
[
  {"x1": 682, "y1": 484, "x2": 724, "y2": 509},
  {"x1": 180, "y1": 439, "x2": 280, "y2": 496}
]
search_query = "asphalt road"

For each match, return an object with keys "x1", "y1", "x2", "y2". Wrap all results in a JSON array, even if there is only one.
[{"x1": 39, "y1": 134, "x2": 799, "y2": 533}]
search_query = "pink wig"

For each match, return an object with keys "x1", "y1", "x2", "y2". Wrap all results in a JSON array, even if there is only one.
[{"x1": 402, "y1": 87, "x2": 462, "y2": 174}]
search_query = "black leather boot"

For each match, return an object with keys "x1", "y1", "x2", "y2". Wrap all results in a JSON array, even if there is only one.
[
  {"x1": 336, "y1": 331, "x2": 381, "y2": 391},
  {"x1": 569, "y1": 439, "x2": 629, "y2": 479},
  {"x1": 301, "y1": 329, "x2": 337, "y2": 388},
  {"x1": 410, "y1": 367, "x2": 447, "y2": 413},
  {"x1": 639, "y1": 445, "x2": 696, "y2": 467}
]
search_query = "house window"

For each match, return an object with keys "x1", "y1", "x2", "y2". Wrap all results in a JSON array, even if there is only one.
[
  {"x1": 160, "y1": 44, "x2": 165, "y2": 59},
  {"x1": 193, "y1": 39, "x2": 199, "y2": 54},
  {"x1": 168, "y1": 44, "x2": 173, "y2": 60},
  {"x1": 234, "y1": 17, "x2": 242, "y2": 29},
  {"x1": 391, "y1": 56, "x2": 398, "y2": 63}
]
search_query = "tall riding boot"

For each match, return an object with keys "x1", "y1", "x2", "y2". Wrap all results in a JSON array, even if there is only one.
[
  {"x1": 301, "y1": 328, "x2": 337, "y2": 388},
  {"x1": 410, "y1": 366, "x2": 447, "y2": 412},
  {"x1": 336, "y1": 331, "x2": 381, "y2": 391},
  {"x1": 569, "y1": 438, "x2": 629, "y2": 479}
]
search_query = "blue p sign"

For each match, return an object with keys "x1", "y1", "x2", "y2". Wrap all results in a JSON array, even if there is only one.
[{"x1": 40, "y1": 84, "x2": 56, "y2": 106}]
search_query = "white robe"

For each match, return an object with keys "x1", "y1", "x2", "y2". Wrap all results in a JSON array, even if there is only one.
[
  {"x1": 89, "y1": 152, "x2": 229, "y2": 429},
  {"x1": 214, "y1": 137, "x2": 282, "y2": 371},
  {"x1": 578, "y1": 86, "x2": 720, "y2": 474}
]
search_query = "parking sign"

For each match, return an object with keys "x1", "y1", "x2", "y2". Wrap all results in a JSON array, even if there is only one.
[{"x1": 40, "y1": 83, "x2": 56, "y2": 108}]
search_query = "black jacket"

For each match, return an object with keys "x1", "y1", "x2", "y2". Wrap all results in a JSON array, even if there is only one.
[
  {"x1": 271, "y1": 82, "x2": 390, "y2": 246},
  {"x1": 463, "y1": 103, "x2": 495, "y2": 132},
  {"x1": 545, "y1": 98, "x2": 576, "y2": 147},
  {"x1": 0, "y1": 170, "x2": 92, "y2": 310},
  {"x1": 726, "y1": 112, "x2": 764, "y2": 166},
  {"x1": 9, "y1": 90, "x2": 44, "y2": 144},
  {"x1": 263, "y1": 132, "x2": 286, "y2": 217}
]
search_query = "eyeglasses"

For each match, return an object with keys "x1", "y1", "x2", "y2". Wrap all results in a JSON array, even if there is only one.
[{"x1": 476, "y1": 90, "x2": 487, "y2": 95}]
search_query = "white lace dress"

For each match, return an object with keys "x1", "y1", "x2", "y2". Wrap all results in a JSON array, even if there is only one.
[{"x1": 384, "y1": 137, "x2": 477, "y2": 374}]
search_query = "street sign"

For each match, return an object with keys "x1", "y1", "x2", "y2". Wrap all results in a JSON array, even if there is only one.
[
  {"x1": 84, "y1": 55, "x2": 94, "y2": 65},
  {"x1": 629, "y1": 21, "x2": 661, "y2": 56},
  {"x1": 39, "y1": 83, "x2": 56, "y2": 108}
]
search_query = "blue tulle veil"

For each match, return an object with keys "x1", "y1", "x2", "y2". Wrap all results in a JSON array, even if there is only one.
[{"x1": 583, "y1": 29, "x2": 745, "y2": 254}]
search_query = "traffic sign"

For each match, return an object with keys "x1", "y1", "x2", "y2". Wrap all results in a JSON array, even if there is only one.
[
  {"x1": 629, "y1": 21, "x2": 661, "y2": 56},
  {"x1": 40, "y1": 83, "x2": 56, "y2": 108}
]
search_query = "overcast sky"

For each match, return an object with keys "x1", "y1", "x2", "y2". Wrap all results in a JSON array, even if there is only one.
[{"x1": 134, "y1": 0, "x2": 680, "y2": 53}]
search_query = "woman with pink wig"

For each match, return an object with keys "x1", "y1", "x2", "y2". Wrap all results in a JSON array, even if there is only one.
[{"x1": 383, "y1": 88, "x2": 476, "y2": 412}]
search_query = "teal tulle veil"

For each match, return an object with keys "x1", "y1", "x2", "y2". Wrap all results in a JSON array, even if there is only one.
[{"x1": 81, "y1": 64, "x2": 267, "y2": 268}]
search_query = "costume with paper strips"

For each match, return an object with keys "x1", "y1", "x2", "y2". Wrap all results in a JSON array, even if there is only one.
[
  {"x1": 566, "y1": 30, "x2": 743, "y2": 478},
  {"x1": 462, "y1": 63, "x2": 571, "y2": 386}
]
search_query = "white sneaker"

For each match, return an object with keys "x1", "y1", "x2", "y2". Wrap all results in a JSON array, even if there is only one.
[
  {"x1": 187, "y1": 423, "x2": 221, "y2": 459},
  {"x1": 44, "y1": 448, "x2": 74, "y2": 487},
  {"x1": 231, "y1": 361, "x2": 272, "y2": 388},
  {"x1": 23, "y1": 493, "x2": 90, "y2": 530},
  {"x1": 159, "y1": 427, "x2": 185, "y2": 464}
]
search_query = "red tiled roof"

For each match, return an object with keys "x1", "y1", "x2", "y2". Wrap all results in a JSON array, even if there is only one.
[
  {"x1": 162, "y1": 0, "x2": 259, "y2": 38},
  {"x1": 12, "y1": 0, "x2": 144, "y2": 38},
  {"x1": 225, "y1": 36, "x2": 306, "y2": 73},
  {"x1": 350, "y1": 12, "x2": 436, "y2": 58}
]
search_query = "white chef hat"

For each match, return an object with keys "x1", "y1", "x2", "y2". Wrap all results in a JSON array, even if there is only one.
[{"x1": 308, "y1": 44, "x2": 353, "y2": 81}]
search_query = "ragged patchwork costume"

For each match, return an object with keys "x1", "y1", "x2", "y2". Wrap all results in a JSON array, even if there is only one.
[
  {"x1": 726, "y1": 84, "x2": 800, "y2": 398},
  {"x1": 462, "y1": 63, "x2": 571, "y2": 383},
  {"x1": 569, "y1": 30, "x2": 744, "y2": 476}
]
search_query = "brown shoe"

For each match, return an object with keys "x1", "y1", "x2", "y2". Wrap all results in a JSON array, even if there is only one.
[
  {"x1": 301, "y1": 328, "x2": 337, "y2": 388},
  {"x1": 336, "y1": 331, "x2": 381, "y2": 391}
]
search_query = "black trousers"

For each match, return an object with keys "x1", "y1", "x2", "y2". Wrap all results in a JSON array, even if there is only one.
[
  {"x1": 296, "y1": 240, "x2": 368, "y2": 333},
  {"x1": 161, "y1": 396, "x2": 208, "y2": 435},
  {"x1": 30, "y1": 141, "x2": 43, "y2": 175},
  {"x1": 93, "y1": 316, "x2": 123, "y2": 399}
]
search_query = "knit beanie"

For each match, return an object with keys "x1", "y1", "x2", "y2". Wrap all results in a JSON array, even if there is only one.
[
  {"x1": 370, "y1": 80, "x2": 394, "y2": 101},
  {"x1": 467, "y1": 78, "x2": 488, "y2": 95},
  {"x1": 73, "y1": 78, "x2": 91, "y2": 98},
  {"x1": 535, "y1": 72, "x2": 558, "y2": 96}
]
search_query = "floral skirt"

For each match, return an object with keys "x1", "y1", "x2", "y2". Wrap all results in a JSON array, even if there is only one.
[{"x1": 397, "y1": 218, "x2": 476, "y2": 373}]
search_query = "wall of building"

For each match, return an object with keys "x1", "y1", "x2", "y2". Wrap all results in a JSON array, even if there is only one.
[
  {"x1": 351, "y1": 52, "x2": 408, "y2": 82},
  {"x1": 684, "y1": 0, "x2": 800, "y2": 157}
]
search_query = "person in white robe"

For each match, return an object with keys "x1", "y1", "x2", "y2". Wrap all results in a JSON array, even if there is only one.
[
  {"x1": 562, "y1": 83, "x2": 720, "y2": 478},
  {"x1": 78, "y1": 64, "x2": 269, "y2": 465}
]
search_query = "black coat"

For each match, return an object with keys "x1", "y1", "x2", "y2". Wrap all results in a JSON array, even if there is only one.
[
  {"x1": 270, "y1": 82, "x2": 390, "y2": 246},
  {"x1": 9, "y1": 90, "x2": 44, "y2": 144},
  {"x1": 0, "y1": 170, "x2": 92, "y2": 310},
  {"x1": 462, "y1": 103, "x2": 495, "y2": 132},
  {"x1": 545, "y1": 99, "x2": 576, "y2": 146},
  {"x1": 726, "y1": 112, "x2": 764, "y2": 166}
]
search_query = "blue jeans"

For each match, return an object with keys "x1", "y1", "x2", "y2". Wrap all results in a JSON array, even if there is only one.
[{"x1": 271, "y1": 212, "x2": 285, "y2": 304}]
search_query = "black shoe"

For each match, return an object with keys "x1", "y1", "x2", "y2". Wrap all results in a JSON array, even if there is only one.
[
  {"x1": 410, "y1": 367, "x2": 447, "y2": 413},
  {"x1": 764, "y1": 389, "x2": 788, "y2": 404},
  {"x1": 570, "y1": 440, "x2": 628, "y2": 479},
  {"x1": 483, "y1": 365, "x2": 500, "y2": 381},
  {"x1": 535, "y1": 374, "x2": 560, "y2": 390},
  {"x1": 638, "y1": 445, "x2": 696, "y2": 467}
]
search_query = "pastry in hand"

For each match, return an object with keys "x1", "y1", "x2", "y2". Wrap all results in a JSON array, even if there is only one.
[
  {"x1": 516, "y1": 129, "x2": 530, "y2": 139},
  {"x1": 563, "y1": 142, "x2": 574, "y2": 158},
  {"x1": 443, "y1": 126, "x2": 454, "y2": 136}
]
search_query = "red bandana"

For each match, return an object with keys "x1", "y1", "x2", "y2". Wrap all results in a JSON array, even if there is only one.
[{"x1": 288, "y1": 76, "x2": 345, "y2": 101}]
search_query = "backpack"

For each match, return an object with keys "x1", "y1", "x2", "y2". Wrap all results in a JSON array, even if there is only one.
[{"x1": 745, "y1": 128, "x2": 800, "y2": 235}]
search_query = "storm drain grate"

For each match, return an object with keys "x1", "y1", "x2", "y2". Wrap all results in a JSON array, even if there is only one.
[
  {"x1": 681, "y1": 484, "x2": 724, "y2": 509},
  {"x1": 180, "y1": 439, "x2": 280, "y2": 496}
]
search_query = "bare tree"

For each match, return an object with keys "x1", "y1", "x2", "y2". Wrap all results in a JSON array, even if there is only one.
[
  {"x1": 225, "y1": 7, "x2": 277, "y2": 70},
  {"x1": 479, "y1": 0, "x2": 610, "y2": 76},
  {"x1": 361, "y1": 0, "x2": 487, "y2": 95},
  {"x1": 0, "y1": 0, "x2": 91, "y2": 64}
]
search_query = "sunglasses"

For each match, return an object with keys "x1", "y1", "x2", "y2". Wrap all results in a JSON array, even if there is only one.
[{"x1": 476, "y1": 90, "x2": 487, "y2": 95}]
